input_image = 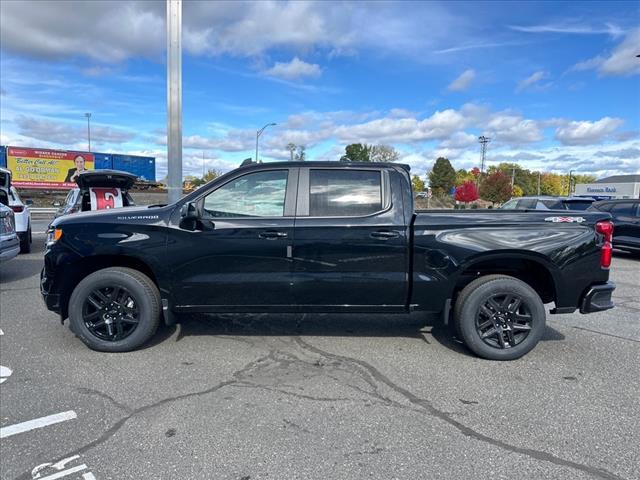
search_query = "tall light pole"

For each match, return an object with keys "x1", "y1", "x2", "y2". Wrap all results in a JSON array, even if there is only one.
[
  {"x1": 167, "y1": 0, "x2": 183, "y2": 203},
  {"x1": 255, "y1": 122, "x2": 276, "y2": 163},
  {"x1": 84, "y1": 112, "x2": 91, "y2": 152},
  {"x1": 568, "y1": 170, "x2": 574, "y2": 196}
]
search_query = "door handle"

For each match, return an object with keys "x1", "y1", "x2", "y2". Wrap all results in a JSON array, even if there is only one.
[
  {"x1": 259, "y1": 231, "x2": 288, "y2": 240},
  {"x1": 370, "y1": 230, "x2": 400, "y2": 239}
]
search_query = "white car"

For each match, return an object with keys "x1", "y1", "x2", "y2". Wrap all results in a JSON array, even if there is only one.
[{"x1": 8, "y1": 186, "x2": 32, "y2": 253}]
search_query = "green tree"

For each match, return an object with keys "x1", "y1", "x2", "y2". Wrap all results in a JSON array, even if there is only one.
[
  {"x1": 340, "y1": 143, "x2": 372, "y2": 162},
  {"x1": 512, "y1": 185, "x2": 524, "y2": 197},
  {"x1": 540, "y1": 173, "x2": 564, "y2": 196},
  {"x1": 480, "y1": 171, "x2": 512, "y2": 204},
  {"x1": 295, "y1": 145, "x2": 306, "y2": 161},
  {"x1": 411, "y1": 175, "x2": 426, "y2": 192},
  {"x1": 428, "y1": 157, "x2": 456, "y2": 195},
  {"x1": 455, "y1": 168, "x2": 475, "y2": 185},
  {"x1": 370, "y1": 145, "x2": 400, "y2": 162}
]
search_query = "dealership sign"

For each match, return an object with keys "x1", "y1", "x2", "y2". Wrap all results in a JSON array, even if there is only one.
[
  {"x1": 6, "y1": 147, "x2": 94, "y2": 189},
  {"x1": 586, "y1": 186, "x2": 617, "y2": 193}
]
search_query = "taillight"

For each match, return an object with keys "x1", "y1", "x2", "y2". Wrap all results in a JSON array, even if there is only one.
[
  {"x1": 596, "y1": 221, "x2": 614, "y2": 269},
  {"x1": 10, "y1": 205, "x2": 24, "y2": 213}
]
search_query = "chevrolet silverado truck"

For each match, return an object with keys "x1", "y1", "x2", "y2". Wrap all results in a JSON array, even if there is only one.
[{"x1": 41, "y1": 162, "x2": 616, "y2": 360}]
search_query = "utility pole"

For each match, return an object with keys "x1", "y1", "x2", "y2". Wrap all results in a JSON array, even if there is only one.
[
  {"x1": 537, "y1": 171, "x2": 541, "y2": 195},
  {"x1": 84, "y1": 112, "x2": 91, "y2": 152},
  {"x1": 511, "y1": 167, "x2": 516, "y2": 188},
  {"x1": 255, "y1": 122, "x2": 276, "y2": 163},
  {"x1": 568, "y1": 170, "x2": 574, "y2": 196},
  {"x1": 167, "y1": 0, "x2": 183, "y2": 203},
  {"x1": 477, "y1": 136, "x2": 490, "y2": 187}
]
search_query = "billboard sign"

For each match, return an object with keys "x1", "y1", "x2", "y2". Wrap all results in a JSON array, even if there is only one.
[{"x1": 6, "y1": 147, "x2": 94, "y2": 189}]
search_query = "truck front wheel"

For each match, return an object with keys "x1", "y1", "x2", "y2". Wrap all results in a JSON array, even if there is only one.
[
  {"x1": 68, "y1": 267, "x2": 161, "y2": 352},
  {"x1": 453, "y1": 275, "x2": 546, "y2": 360}
]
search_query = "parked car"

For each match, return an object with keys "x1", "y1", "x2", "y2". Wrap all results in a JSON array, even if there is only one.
[
  {"x1": 42, "y1": 162, "x2": 615, "y2": 360},
  {"x1": 0, "y1": 203, "x2": 20, "y2": 263},
  {"x1": 500, "y1": 196, "x2": 595, "y2": 210},
  {"x1": 54, "y1": 169, "x2": 137, "y2": 219},
  {"x1": 588, "y1": 199, "x2": 640, "y2": 254},
  {"x1": 7, "y1": 186, "x2": 32, "y2": 253}
]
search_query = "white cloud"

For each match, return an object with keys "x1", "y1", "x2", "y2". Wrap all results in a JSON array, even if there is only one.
[
  {"x1": 447, "y1": 69, "x2": 476, "y2": 91},
  {"x1": 14, "y1": 115, "x2": 135, "y2": 145},
  {"x1": 571, "y1": 28, "x2": 640, "y2": 77},
  {"x1": 509, "y1": 22, "x2": 625, "y2": 38},
  {"x1": 263, "y1": 57, "x2": 322, "y2": 80},
  {"x1": 516, "y1": 71, "x2": 549, "y2": 92},
  {"x1": 554, "y1": 117, "x2": 624, "y2": 145}
]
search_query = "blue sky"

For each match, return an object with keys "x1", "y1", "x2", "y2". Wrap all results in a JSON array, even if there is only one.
[{"x1": 0, "y1": 0, "x2": 639, "y2": 180}]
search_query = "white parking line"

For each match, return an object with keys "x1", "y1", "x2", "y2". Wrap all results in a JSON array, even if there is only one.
[
  {"x1": 36, "y1": 465, "x2": 88, "y2": 480},
  {"x1": 0, "y1": 365, "x2": 13, "y2": 384},
  {"x1": 0, "y1": 410, "x2": 77, "y2": 439}
]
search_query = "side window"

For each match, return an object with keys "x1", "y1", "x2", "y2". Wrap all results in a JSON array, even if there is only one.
[
  {"x1": 535, "y1": 201, "x2": 551, "y2": 210},
  {"x1": 517, "y1": 199, "x2": 537, "y2": 209},
  {"x1": 203, "y1": 170, "x2": 288, "y2": 218},
  {"x1": 309, "y1": 169, "x2": 382, "y2": 217},
  {"x1": 500, "y1": 199, "x2": 518, "y2": 209},
  {"x1": 610, "y1": 203, "x2": 635, "y2": 217}
]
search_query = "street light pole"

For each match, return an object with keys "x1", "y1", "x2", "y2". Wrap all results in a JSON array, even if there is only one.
[
  {"x1": 568, "y1": 170, "x2": 574, "y2": 196},
  {"x1": 255, "y1": 122, "x2": 276, "y2": 163},
  {"x1": 167, "y1": 0, "x2": 183, "y2": 204},
  {"x1": 84, "y1": 112, "x2": 91, "y2": 152}
]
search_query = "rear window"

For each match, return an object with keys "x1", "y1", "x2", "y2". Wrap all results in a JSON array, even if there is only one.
[
  {"x1": 610, "y1": 203, "x2": 636, "y2": 216},
  {"x1": 561, "y1": 201, "x2": 592, "y2": 211},
  {"x1": 309, "y1": 169, "x2": 382, "y2": 217}
]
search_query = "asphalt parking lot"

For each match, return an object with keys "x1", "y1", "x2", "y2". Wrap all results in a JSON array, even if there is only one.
[{"x1": 1, "y1": 228, "x2": 638, "y2": 480}]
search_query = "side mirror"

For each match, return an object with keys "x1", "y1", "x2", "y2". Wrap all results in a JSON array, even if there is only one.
[
  {"x1": 180, "y1": 202, "x2": 199, "y2": 219},
  {"x1": 25, "y1": 199, "x2": 34, "y2": 206}
]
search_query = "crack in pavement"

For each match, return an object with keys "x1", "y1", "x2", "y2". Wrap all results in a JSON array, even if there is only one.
[
  {"x1": 75, "y1": 387, "x2": 133, "y2": 414},
  {"x1": 572, "y1": 326, "x2": 640, "y2": 344},
  {"x1": 291, "y1": 337, "x2": 626, "y2": 480},
  {"x1": 13, "y1": 328, "x2": 627, "y2": 480}
]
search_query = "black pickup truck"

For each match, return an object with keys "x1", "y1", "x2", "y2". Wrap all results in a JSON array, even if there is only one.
[{"x1": 41, "y1": 162, "x2": 616, "y2": 360}]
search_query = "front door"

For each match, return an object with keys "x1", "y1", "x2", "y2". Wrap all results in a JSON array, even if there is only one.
[
  {"x1": 291, "y1": 167, "x2": 409, "y2": 310},
  {"x1": 170, "y1": 168, "x2": 297, "y2": 310}
]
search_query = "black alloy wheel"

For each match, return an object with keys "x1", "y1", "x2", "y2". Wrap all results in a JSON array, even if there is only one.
[
  {"x1": 68, "y1": 267, "x2": 161, "y2": 352},
  {"x1": 82, "y1": 286, "x2": 140, "y2": 341},
  {"x1": 475, "y1": 293, "x2": 532, "y2": 349}
]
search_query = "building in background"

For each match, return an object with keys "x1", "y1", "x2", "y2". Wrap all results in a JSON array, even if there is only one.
[
  {"x1": 574, "y1": 174, "x2": 640, "y2": 199},
  {"x1": 0, "y1": 146, "x2": 155, "y2": 187}
]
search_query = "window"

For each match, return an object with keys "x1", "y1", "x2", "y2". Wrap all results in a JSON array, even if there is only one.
[
  {"x1": 309, "y1": 169, "x2": 382, "y2": 216},
  {"x1": 610, "y1": 203, "x2": 635, "y2": 217},
  {"x1": 203, "y1": 170, "x2": 288, "y2": 218},
  {"x1": 500, "y1": 199, "x2": 519, "y2": 209},
  {"x1": 516, "y1": 199, "x2": 537, "y2": 209}
]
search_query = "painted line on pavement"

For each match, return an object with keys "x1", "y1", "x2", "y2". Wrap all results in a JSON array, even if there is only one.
[
  {"x1": 35, "y1": 465, "x2": 87, "y2": 480},
  {"x1": 0, "y1": 410, "x2": 77, "y2": 439}
]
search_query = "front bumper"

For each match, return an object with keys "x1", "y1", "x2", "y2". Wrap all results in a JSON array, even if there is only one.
[
  {"x1": 40, "y1": 267, "x2": 62, "y2": 314},
  {"x1": 580, "y1": 282, "x2": 615, "y2": 314}
]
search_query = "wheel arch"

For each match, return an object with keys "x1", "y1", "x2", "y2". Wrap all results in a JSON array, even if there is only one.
[
  {"x1": 452, "y1": 252, "x2": 559, "y2": 305},
  {"x1": 57, "y1": 254, "x2": 160, "y2": 319}
]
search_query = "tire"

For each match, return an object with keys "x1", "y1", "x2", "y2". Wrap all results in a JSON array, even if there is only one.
[
  {"x1": 68, "y1": 267, "x2": 161, "y2": 352},
  {"x1": 453, "y1": 274, "x2": 546, "y2": 360},
  {"x1": 19, "y1": 226, "x2": 32, "y2": 253}
]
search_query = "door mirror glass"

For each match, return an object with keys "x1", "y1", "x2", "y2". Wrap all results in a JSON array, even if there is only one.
[
  {"x1": 180, "y1": 202, "x2": 199, "y2": 219},
  {"x1": 25, "y1": 199, "x2": 34, "y2": 206}
]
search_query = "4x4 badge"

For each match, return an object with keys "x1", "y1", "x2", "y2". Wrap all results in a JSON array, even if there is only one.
[{"x1": 544, "y1": 216, "x2": 586, "y2": 223}]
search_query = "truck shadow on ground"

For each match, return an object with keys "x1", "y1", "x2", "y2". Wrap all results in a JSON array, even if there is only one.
[{"x1": 157, "y1": 312, "x2": 565, "y2": 358}]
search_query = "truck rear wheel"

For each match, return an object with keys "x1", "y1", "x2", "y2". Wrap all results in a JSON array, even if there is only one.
[
  {"x1": 453, "y1": 275, "x2": 545, "y2": 360},
  {"x1": 68, "y1": 267, "x2": 161, "y2": 352}
]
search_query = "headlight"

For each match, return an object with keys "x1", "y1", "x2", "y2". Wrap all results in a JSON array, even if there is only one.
[{"x1": 46, "y1": 228, "x2": 63, "y2": 246}]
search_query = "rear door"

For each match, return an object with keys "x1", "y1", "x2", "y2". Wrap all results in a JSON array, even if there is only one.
[
  {"x1": 291, "y1": 167, "x2": 409, "y2": 310},
  {"x1": 609, "y1": 202, "x2": 640, "y2": 249}
]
